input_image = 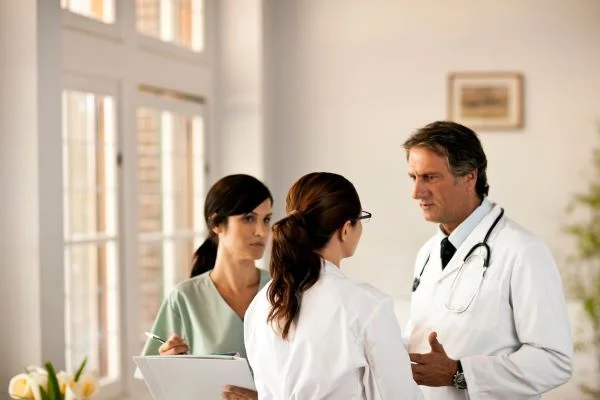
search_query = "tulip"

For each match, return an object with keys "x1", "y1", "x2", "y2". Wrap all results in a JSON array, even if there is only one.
[
  {"x1": 65, "y1": 374, "x2": 99, "y2": 400},
  {"x1": 27, "y1": 371, "x2": 48, "y2": 400},
  {"x1": 57, "y1": 371, "x2": 75, "y2": 395},
  {"x1": 8, "y1": 373, "x2": 34, "y2": 400}
]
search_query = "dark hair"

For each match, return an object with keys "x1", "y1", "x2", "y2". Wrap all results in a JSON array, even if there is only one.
[
  {"x1": 402, "y1": 121, "x2": 489, "y2": 198},
  {"x1": 190, "y1": 174, "x2": 273, "y2": 278},
  {"x1": 267, "y1": 172, "x2": 361, "y2": 339}
]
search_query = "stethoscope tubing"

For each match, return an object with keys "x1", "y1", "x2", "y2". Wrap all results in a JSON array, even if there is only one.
[{"x1": 412, "y1": 208, "x2": 505, "y2": 293}]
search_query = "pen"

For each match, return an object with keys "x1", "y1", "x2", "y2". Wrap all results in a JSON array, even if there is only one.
[{"x1": 145, "y1": 331, "x2": 166, "y2": 344}]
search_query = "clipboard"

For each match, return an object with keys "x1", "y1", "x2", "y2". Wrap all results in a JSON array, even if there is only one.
[{"x1": 133, "y1": 354, "x2": 255, "y2": 400}]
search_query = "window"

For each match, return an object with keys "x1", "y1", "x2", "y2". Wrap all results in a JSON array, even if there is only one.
[
  {"x1": 61, "y1": 0, "x2": 115, "y2": 24},
  {"x1": 62, "y1": 90, "x2": 119, "y2": 381},
  {"x1": 136, "y1": 99, "x2": 206, "y2": 351},
  {"x1": 59, "y1": 0, "x2": 214, "y2": 394},
  {"x1": 136, "y1": 0, "x2": 205, "y2": 52}
]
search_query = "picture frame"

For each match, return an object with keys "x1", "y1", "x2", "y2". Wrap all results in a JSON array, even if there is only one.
[{"x1": 447, "y1": 72, "x2": 524, "y2": 130}]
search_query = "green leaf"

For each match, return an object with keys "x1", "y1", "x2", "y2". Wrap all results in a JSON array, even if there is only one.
[
  {"x1": 45, "y1": 362, "x2": 62, "y2": 400},
  {"x1": 583, "y1": 298, "x2": 599, "y2": 325},
  {"x1": 579, "y1": 382, "x2": 600, "y2": 399},
  {"x1": 74, "y1": 356, "x2": 88, "y2": 382},
  {"x1": 573, "y1": 339, "x2": 588, "y2": 352},
  {"x1": 39, "y1": 386, "x2": 51, "y2": 400}
]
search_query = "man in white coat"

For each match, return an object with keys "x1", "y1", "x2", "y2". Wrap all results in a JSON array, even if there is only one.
[{"x1": 403, "y1": 121, "x2": 572, "y2": 400}]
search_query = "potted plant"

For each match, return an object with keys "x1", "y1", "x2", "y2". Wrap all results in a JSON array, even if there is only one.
[
  {"x1": 564, "y1": 129, "x2": 600, "y2": 399},
  {"x1": 7, "y1": 358, "x2": 99, "y2": 400}
]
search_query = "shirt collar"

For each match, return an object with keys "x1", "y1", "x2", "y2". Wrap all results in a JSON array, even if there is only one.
[
  {"x1": 438, "y1": 197, "x2": 493, "y2": 249},
  {"x1": 322, "y1": 259, "x2": 344, "y2": 277}
]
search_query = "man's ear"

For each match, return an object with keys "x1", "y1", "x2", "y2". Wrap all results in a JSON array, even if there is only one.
[{"x1": 463, "y1": 169, "x2": 478, "y2": 191}]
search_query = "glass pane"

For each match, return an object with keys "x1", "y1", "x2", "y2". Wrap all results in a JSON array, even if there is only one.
[
  {"x1": 137, "y1": 102, "x2": 206, "y2": 354},
  {"x1": 175, "y1": 239, "x2": 195, "y2": 279},
  {"x1": 63, "y1": 88, "x2": 119, "y2": 381},
  {"x1": 136, "y1": 0, "x2": 205, "y2": 52},
  {"x1": 63, "y1": 91, "x2": 117, "y2": 238},
  {"x1": 137, "y1": 238, "x2": 198, "y2": 353},
  {"x1": 136, "y1": 0, "x2": 160, "y2": 39},
  {"x1": 138, "y1": 194, "x2": 163, "y2": 233},
  {"x1": 138, "y1": 242, "x2": 164, "y2": 351},
  {"x1": 172, "y1": 116, "x2": 192, "y2": 231},
  {"x1": 65, "y1": 242, "x2": 119, "y2": 379},
  {"x1": 62, "y1": 0, "x2": 115, "y2": 24},
  {"x1": 137, "y1": 108, "x2": 205, "y2": 238},
  {"x1": 138, "y1": 108, "x2": 163, "y2": 234}
]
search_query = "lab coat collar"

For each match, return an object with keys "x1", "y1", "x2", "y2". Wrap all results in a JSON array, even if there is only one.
[
  {"x1": 436, "y1": 202, "x2": 504, "y2": 282},
  {"x1": 438, "y1": 197, "x2": 494, "y2": 250},
  {"x1": 322, "y1": 258, "x2": 344, "y2": 277}
]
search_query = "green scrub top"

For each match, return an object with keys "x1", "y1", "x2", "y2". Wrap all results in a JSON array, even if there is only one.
[{"x1": 141, "y1": 268, "x2": 271, "y2": 358}]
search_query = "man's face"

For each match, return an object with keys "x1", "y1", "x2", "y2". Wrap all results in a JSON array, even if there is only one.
[{"x1": 407, "y1": 146, "x2": 476, "y2": 233}]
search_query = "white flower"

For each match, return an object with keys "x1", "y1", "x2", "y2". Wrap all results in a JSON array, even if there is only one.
[
  {"x1": 65, "y1": 374, "x2": 99, "y2": 399},
  {"x1": 8, "y1": 373, "x2": 34, "y2": 400},
  {"x1": 25, "y1": 367, "x2": 46, "y2": 376},
  {"x1": 57, "y1": 371, "x2": 75, "y2": 395},
  {"x1": 26, "y1": 370, "x2": 48, "y2": 400}
]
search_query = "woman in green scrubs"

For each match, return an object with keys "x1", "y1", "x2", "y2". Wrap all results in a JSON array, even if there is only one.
[{"x1": 140, "y1": 174, "x2": 273, "y2": 400}]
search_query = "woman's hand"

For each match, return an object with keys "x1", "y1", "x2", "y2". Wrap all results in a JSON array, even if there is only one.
[
  {"x1": 158, "y1": 333, "x2": 189, "y2": 355},
  {"x1": 221, "y1": 385, "x2": 258, "y2": 400}
]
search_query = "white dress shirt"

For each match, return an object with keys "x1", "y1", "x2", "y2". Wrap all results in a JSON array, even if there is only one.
[{"x1": 245, "y1": 260, "x2": 424, "y2": 400}]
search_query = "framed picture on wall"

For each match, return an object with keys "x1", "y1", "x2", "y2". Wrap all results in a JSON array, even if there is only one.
[{"x1": 447, "y1": 72, "x2": 524, "y2": 130}]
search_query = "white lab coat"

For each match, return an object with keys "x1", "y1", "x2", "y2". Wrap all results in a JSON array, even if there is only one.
[
  {"x1": 245, "y1": 260, "x2": 424, "y2": 400},
  {"x1": 405, "y1": 203, "x2": 573, "y2": 400}
]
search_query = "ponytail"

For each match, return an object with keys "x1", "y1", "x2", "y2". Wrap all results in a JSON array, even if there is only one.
[
  {"x1": 267, "y1": 213, "x2": 322, "y2": 339},
  {"x1": 190, "y1": 234, "x2": 218, "y2": 278},
  {"x1": 266, "y1": 172, "x2": 362, "y2": 340}
]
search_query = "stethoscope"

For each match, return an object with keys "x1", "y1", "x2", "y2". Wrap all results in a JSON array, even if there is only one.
[{"x1": 411, "y1": 208, "x2": 505, "y2": 310}]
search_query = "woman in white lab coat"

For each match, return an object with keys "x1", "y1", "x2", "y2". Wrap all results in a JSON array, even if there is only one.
[{"x1": 244, "y1": 172, "x2": 423, "y2": 400}]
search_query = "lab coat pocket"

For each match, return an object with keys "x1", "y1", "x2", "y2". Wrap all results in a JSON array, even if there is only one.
[{"x1": 447, "y1": 268, "x2": 502, "y2": 330}]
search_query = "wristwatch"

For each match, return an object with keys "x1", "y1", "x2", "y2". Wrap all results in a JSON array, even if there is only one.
[{"x1": 453, "y1": 360, "x2": 468, "y2": 390}]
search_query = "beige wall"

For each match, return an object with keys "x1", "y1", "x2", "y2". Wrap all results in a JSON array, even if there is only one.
[{"x1": 260, "y1": 0, "x2": 600, "y2": 397}]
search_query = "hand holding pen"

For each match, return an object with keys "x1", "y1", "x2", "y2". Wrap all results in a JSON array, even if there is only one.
[{"x1": 146, "y1": 332, "x2": 189, "y2": 355}]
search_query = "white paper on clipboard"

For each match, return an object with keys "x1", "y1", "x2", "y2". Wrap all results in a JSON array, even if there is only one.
[{"x1": 133, "y1": 354, "x2": 255, "y2": 400}]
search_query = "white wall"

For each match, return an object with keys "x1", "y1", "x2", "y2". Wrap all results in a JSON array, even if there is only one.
[
  {"x1": 0, "y1": 1, "x2": 43, "y2": 389},
  {"x1": 261, "y1": 0, "x2": 600, "y2": 397},
  {"x1": 0, "y1": 0, "x2": 63, "y2": 393},
  {"x1": 215, "y1": 0, "x2": 265, "y2": 180}
]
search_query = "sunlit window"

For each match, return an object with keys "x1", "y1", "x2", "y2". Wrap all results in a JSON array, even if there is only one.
[
  {"x1": 62, "y1": 90, "x2": 119, "y2": 380},
  {"x1": 61, "y1": 0, "x2": 115, "y2": 24},
  {"x1": 136, "y1": 0, "x2": 205, "y2": 52},
  {"x1": 137, "y1": 104, "x2": 206, "y2": 350}
]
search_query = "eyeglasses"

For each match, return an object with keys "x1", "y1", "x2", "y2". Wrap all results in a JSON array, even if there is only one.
[{"x1": 357, "y1": 210, "x2": 372, "y2": 223}]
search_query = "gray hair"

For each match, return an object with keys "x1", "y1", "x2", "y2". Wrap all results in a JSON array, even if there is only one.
[{"x1": 403, "y1": 121, "x2": 489, "y2": 198}]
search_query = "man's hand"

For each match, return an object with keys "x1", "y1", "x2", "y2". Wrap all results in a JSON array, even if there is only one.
[
  {"x1": 221, "y1": 385, "x2": 258, "y2": 400},
  {"x1": 409, "y1": 331, "x2": 458, "y2": 387}
]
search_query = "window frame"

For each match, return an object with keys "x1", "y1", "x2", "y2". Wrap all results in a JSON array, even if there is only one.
[
  {"x1": 62, "y1": 74, "x2": 125, "y2": 399},
  {"x1": 59, "y1": 0, "x2": 216, "y2": 397},
  {"x1": 135, "y1": 0, "x2": 208, "y2": 63},
  {"x1": 61, "y1": 1, "x2": 121, "y2": 41},
  {"x1": 135, "y1": 89, "x2": 209, "y2": 293}
]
